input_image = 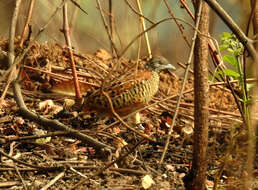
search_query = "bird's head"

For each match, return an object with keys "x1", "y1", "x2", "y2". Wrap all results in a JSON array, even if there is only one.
[{"x1": 145, "y1": 56, "x2": 175, "y2": 73}]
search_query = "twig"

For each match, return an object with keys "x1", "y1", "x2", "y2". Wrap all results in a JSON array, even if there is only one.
[
  {"x1": 96, "y1": 138, "x2": 145, "y2": 175},
  {"x1": 119, "y1": 15, "x2": 212, "y2": 58},
  {"x1": 19, "y1": 0, "x2": 35, "y2": 47},
  {"x1": 136, "y1": 0, "x2": 152, "y2": 58},
  {"x1": 225, "y1": 77, "x2": 245, "y2": 119},
  {"x1": 120, "y1": 18, "x2": 171, "y2": 57},
  {"x1": 0, "y1": 148, "x2": 46, "y2": 169},
  {"x1": 7, "y1": 0, "x2": 110, "y2": 151},
  {"x1": 162, "y1": 99, "x2": 241, "y2": 118},
  {"x1": 159, "y1": 1, "x2": 203, "y2": 164},
  {"x1": 177, "y1": 62, "x2": 193, "y2": 74},
  {"x1": 69, "y1": 0, "x2": 80, "y2": 32},
  {"x1": 14, "y1": 165, "x2": 28, "y2": 190},
  {"x1": 210, "y1": 78, "x2": 257, "y2": 86},
  {"x1": 98, "y1": 88, "x2": 194, "y2": 132},
  {"x1": 0, "y1": 131, "x2": 68, "y2": 144},
  {"x1": 125, "y1": 0, "x2": 155, "y2": 24},
  {"x1": 0, "y1": 0, "x2": 22, "y2": 108},
  {"x1": 69, "y1": 0, "x2": 88, "y2": 15},
  {"x1": 242, "y1": 0, "x2": 256, "y2": 100},
  {"x1": 180, "y1": 0, "x2": 195, "y2": 19},
  {"x1": 96, "y1": 0, "x2": 119, "y2": 57},
  {"x1": 180, "y1": 0, "x2": 224, "y2": 83},
  {"x1": 204, "y1": 0, "x2": 257, "y2": 61},
  {"x1": 108, "y1": 0, "x2": 115, "y2": 55},
  {"x1": 8, "y1": 0, "x2": 22, "y2": 68},
  {"x1": 69, "y1": 166, "x2": 100, "y2": 187},
  {"x1": 101, "y1": 90, "x2": 155, "y2": 142},
  {"x1": 40, "y1": 171, "x2": 65, "y2": 190},
  {"x1": 62, "y1": 2, "x2": 82, "y2": 99},
  {"x1": 73, "y1": 139, "x2": 145, "y2": 188},
  {"x1": 163, "y1": 0, "x2": 191, "y2": 47},
  {"x1": 23, "y1": 65, "x2": 100, "y2": 87},
  {"x1": 13, "y1": 80, "x2": 113, "y2": 150},
  {"x1": 0, "y1": 67, "x2": 17, "y2": 108},
  {"x1": 0, "y1": 166, "x2": 148, "y2": 175}
]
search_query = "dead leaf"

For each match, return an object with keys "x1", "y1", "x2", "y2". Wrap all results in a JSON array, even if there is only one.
[
  {"x1": 112, "y1": 126, "x2": 120, "y2": 135},
  {"x1": 95, "y1": 49, "x2": 111, "y2": 61},
  {"x1": 14, "y1": 117, "x2": 24, "y2": 125},
  {"x1": 39, "y1": 100, "x2": 54, "y2": 112},
  {"x1": 142, "y1": 174, "x2": 155, "y2": 189},
  {"x1": 64, "y1": 99, "x2": 75, "y2": 109},
  {"x1": 38, "y1": 99, "x2": 63, "y2": 115},
  {"x1": 34, "y1": 128, "x2": 51, "y2": 144},
  {"x1": 113, "y1": 137, "x2": 127, "y2": 149},
  {"x1": 51, "y1": 80, "x2": 90, "y2": 96},
  {"x1": 182, "y1": 125, "x2": 193, "y2": 136}
]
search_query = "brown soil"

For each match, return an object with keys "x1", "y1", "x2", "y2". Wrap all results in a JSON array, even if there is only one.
[{"x1": 0, "y1": 39, "x2": 256, "y2": 190}]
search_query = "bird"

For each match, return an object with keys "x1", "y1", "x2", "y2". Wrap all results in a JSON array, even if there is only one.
[{"x1": 82, "y1": 56, "x2": 175, "y2": 117}]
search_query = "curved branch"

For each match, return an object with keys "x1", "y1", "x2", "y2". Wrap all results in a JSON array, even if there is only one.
[
  {"x1": 204, "y1": 0, "x2": 257, "y2": 61},
  {"x1": 12, "y1": 80, "x2": 114, "y2": 150}
]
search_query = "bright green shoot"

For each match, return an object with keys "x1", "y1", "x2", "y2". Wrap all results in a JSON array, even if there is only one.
[{"x1": 218, "y1": 32, "x2": 250, "y2": 122}]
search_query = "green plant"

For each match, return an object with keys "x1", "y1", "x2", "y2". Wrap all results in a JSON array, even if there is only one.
[{"x1": 218, "y1": 32, "x2": 251, "y2": 123}]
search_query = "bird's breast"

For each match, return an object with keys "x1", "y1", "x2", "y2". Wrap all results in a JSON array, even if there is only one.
[{"x1": 84, "y1": 71, "x2": 160, "y2": 116}]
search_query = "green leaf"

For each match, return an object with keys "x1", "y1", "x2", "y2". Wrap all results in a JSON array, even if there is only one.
[
  {"x1": 219, "y1": 44, "x2": 228, "y2": 51},
  {"x1": 35, "y1": 137, "x2": 51, "y2": 144},
  {"x1": 228, "y1": 48, "x2": 235, "y2": 54},
  {"x1": 215, "y1": 70, "x2": 223, "y2": 77},
  {"x1": 234, "y1": 48, "x2": 243, "y2": 56},
  {"x1": 220, "y1": 32, "x2": 232, "y2": 39},
  {"x1": 223, "y1": 55, "x2": 238, "y2": 67},
  {"x1": 223, "y1": 69, "x2": 240, "y2": 78}
]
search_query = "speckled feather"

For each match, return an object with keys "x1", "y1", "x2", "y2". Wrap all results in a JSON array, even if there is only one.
[{"x1": 83, "y1": 56, "x2": 175, "y2": 116}]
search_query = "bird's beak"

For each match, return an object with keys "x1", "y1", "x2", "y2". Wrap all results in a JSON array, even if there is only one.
[{"x1": 160, "y1": 63, "x2": 176, "y2": 71}]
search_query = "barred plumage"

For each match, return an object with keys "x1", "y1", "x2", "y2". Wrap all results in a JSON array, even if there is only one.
[{"x1": 83, "y1": 56, "x2": 175, "y2": 116}]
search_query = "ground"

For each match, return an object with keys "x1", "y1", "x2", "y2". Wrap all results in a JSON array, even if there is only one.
[{"x1": 0, "y1": 39, "x2": 256, "y2": 190}]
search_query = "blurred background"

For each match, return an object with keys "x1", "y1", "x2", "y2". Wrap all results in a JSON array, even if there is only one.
[{"x1": 0, "y1": 0, "x2": 250, "y2": 70}]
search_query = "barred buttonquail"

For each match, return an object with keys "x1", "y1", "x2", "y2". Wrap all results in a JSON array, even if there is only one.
[{"x1": 83, "y1": 56, "x2": 175, "y2": 116}]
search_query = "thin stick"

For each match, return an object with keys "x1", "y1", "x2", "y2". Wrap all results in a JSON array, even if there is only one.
[
  {"x1": 204, "y1": 0, "x2": 257, "y2": 61},
  {"x1": 0, "y1": 149, "x2": 47, "y2": 169},
  {"x1": 98, "y1": 88, "x2": 194, "y2": 132},
  {"x1": 136, "y1": 0, "x2": 152, "y2": 58},
  {"x1": 40, "y1": 171, "x2": 65, "y2": 190},
  {"x1": 73, "y1": 139, "x2": 145, "y2": 188},
  {"x1": 13, "y1": 80, "x2": 113, "y2": 150},
  {"x1": 108, "y1": 0, "x2": 115, "y2": 55},
  {"x1": 120, "y1": 18, "x2": 171, "y2": 57},
  {"x1": 0, "y1": 0, "x2": 22, "y2": 107},
  {"x1": 125, "y1": 0, "x2": 155, "y2": 24},
  {"x1": 4, "y1": 0, "x2": 69, "y2": 82},
  {"x1": 69, "y1": 0, "x2": 88, "y2": 15},
  {"x1": 163, "y1": 0, "x2": 191, "y2": 47},
  {"x1": 14, "y1": 165, "x2": 28, "y2": 190},
  {"x1": 96, "y1": 0, "x2": 119, "y2": 57},
  {"x1": 180, "y1": 0, "x2": 195, "y2": 19},
  {"x1": 96, "y1": 138, "x2": 145, "y2": 175},
  {"x1": 62, "y1": 2, "x2": 82, "y2": 99},
  {"x1": 7, "y1": 1, "x2": 107, "y2": 150},
  {"x1": 101, "y1": 90, "x2": 155, "y2": 142},
  {"x1": 180, "y1": 0, "x2": 225, "y2": 83},
  {"x1": 159, "y1": 0, "x2": 202, "y2": 164},
  {"x1": 70, "y1": 0, "x2": 80, "y2": 33},
  {"x1": 19, "y1": 0, "x2": 35, "y2": 47}
]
